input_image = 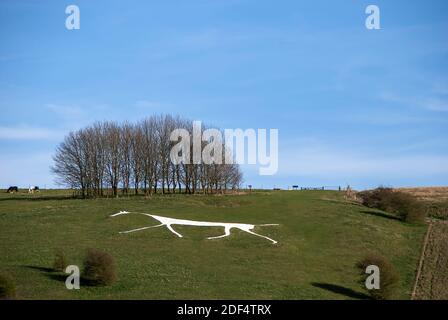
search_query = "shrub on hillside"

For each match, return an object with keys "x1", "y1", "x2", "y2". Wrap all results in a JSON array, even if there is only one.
[
  {"x1": 404, "y1": 207, "x2": 427, "y2": 224},
  {"x1": 82, "y1": 249, "x2": 116, "y2": 286},
  {"x1": 0, "y1": 272, "x2": 16, "y2": 300},
  {"x1": 358, "y1": 187, "x2": 425, "y2": 223},
  {"x1": 53, "y1": 249, "x2": 68, "y2": 272},
  {"x1": 425, "y1": 202, "x2": 448, "y2": 220},
  {"x1": 356, "y1": 254, "x2": 399, "y2": 300}
]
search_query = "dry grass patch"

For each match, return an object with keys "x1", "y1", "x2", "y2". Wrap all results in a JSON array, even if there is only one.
[
  {"x1": 397, "y1": 187, "x2": 448, "y2": 202},
  {"x1": 414, "y1": 221, "x2": 448, "y2": 300}
]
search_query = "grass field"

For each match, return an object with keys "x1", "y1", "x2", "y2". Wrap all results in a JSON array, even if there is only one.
[{"x1": 0, "y1": 190, "x2": 426, "y2": 300}]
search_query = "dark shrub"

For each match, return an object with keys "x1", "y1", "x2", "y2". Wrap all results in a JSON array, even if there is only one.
[
  {"x1": 356, "y1": 254, "x2": 399, "y2": 300},
  {"x1": 82, "y1": 249, "x2": 116, "y2": 286},
  {"x1": 0, "y1": 272, "x2": 16, "y2": 300},
  {"x1": 358, "y1": 187, "x2": 425, "y2": 223},
  {"x1": 404, "y1": 206, "x2": 426, "y2": 224},
  {"x1": 53, "y1": 249, "x2": 68, "y2": 272},
  {"x1": 425, "y1": 202, "x2": 448, "y2": 220}
]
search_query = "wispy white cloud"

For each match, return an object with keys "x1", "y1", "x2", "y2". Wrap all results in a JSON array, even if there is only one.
[
  {"x1": 45, "y1": 103, "x2": 110, "y2": 123},
  {"x1": 433, "y1": 83, "x2": 448, "y2": 95},
  {"x1": 135, "y1": 100, "x2": 164, "y2": 109},
  {"x1": 279, "y1": 141, "x2": 448, "y2": 178},
  {"x1": 44, "y1": 103, "x2": 113, "y2": 129},
  {"x1": 380, "y1": 92, "x2": 448, "y2": 112},
  {"x1": 0, "y1": 152, "x2": 54, "y2": 187},
  {"x1": 0, "y1": 126, "x2": 64, "y2": 140},
  {"x1": 344, "y1": 112, "x2": 447, "y2": 126},
  {"x1": 424, "y1": 98, "x2": 448, "y2": 112},
  {"x1": 45, "y1": 104, "x2": 85, "y2": 118}
]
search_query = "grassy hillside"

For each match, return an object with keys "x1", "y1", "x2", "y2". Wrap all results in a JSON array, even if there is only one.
[{"x1": 0, "y1": 190, "x2": 426, "y2": 299}]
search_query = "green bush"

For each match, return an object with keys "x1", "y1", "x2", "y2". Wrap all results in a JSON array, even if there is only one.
[
  {"x1": 0, "y1": 273, "x2": 16, "y2": 300},
  {"x1": 425, "y1": 202, "x2": 448, "y2": 220},
  {"x1": 404, "y1": 207, "x2": 426, "y2": 224},
  {"x1": 53, "y1": 248, "x2": 68, "y2": 272},
  {"x1": 82, "y1": 249, "x2": 116, "y2": 286},
  {"x1": 358, "y1": 187, "x2": 425, "y2": 223},
  {"x1": 356, "y1": 254, "x2": 399, "y2": 300}
]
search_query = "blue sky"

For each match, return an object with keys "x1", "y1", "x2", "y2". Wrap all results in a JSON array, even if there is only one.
[{"x1": 0, "y1": 0, "x2": 447, "y2": 190}]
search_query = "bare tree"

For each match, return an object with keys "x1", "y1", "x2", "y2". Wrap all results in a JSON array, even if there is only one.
[
  {"x1": 52, "y1": 131, "x2": 87, "y2": 197},
  {"x1": 120, "y1": 122, "x2": 133, "y2": 195},
  {"x1": 131, "y1": 124, "x2": 144, "y2": 194},
  {"x1": 52, "y1": 114, "x2": 244, "y2": 197},
  {"x1": 104, "y1": 122, "x2": 121, "y2": 197}
]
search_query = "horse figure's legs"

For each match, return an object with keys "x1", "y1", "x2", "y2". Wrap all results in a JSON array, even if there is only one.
[
  {"x1": 207, "y1": 226, "x2": 231, "y2": 240},
  {"x1": 166, "y1": 224, "x2": 183, "y2": 238},
  {"x1": 243, "y1": 228, "x2": 278, "y2": 244},
  {"x1": 119, "y1": 224, "x2": 164, "y2": 234}
]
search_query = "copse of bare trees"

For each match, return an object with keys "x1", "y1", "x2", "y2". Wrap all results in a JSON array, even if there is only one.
[{"x1": 51, "y1": 115, "x2": 243, "y2": 198}]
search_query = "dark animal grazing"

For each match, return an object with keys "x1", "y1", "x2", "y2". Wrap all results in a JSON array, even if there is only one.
[
  {"x1": 7, "y1": 186, "x2": 18, "y2": 193},
  {"x1": 28, "y1": 186, "x2": 40, "y2": 194}
]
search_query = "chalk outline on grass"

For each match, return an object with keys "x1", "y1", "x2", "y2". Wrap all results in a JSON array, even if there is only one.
[{"x1": 110, "y1": 211, "x2": 279, "y2": 244}]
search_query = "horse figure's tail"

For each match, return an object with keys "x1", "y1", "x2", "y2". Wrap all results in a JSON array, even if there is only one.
[{"x1": 110, "y1": 211, "x2": 130, "y2": 217}]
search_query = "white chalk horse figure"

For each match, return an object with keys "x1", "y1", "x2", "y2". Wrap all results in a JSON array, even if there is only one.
[{"x1": 110, "y1": 211, "x2": 279, "y2": 244}]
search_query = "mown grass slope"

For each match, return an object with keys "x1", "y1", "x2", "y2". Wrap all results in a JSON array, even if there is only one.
[{"x1": 0, "y1": 190, "x2": 426, "y2": 299}]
